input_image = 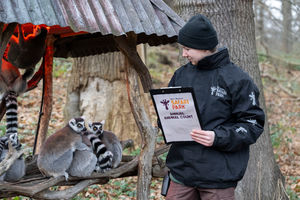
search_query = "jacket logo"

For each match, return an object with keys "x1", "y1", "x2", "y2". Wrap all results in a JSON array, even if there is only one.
[
  {"x1": 210, "y1": 86, "x2": 227, "y2": 98},
  {"x1": 235, "y1": 127, "x2": 247, "y2": 134},
  {"x1": 160, "y1": 99, "x2": 170, "y2": 110},
  {"x1": 249, "y1": 92, "x2": 256, "y2": 106},
  {"x1": 246, "y1": 119, "x2": 257, "y2": 125}
]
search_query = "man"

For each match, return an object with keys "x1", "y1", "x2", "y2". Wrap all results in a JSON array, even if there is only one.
[{"x1": 164, "y1": 14, "x2": 265, "y2": 200}]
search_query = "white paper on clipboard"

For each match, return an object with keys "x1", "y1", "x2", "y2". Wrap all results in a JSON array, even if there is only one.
[{"x1": 150, "y1": 87, "x2": 201, "y2": 144}]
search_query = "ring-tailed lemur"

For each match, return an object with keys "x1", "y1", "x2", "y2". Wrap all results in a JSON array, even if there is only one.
[
  {"x1": 6, "y1": 24, "x2": 47, "y2": 75},
  {"x1": 37, "y1": 117, "x2": 96, "y2": 180},
  {"x1": 85, "y1": 120, "x2": 122, "y2": 173},
  {"x1": 82, "y1": 129, "x2": 113, "y2": 173},
  {"x1": 0, "y1": 132, "x2": 25, "y2": 182},
  {"x1": 0, "y1": 91, "x2": 25, "y2": 182}
]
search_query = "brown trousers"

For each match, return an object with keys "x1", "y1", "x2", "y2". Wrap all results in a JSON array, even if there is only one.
[{"x1": 166, "y1": 180, "x2": 235, "y2": 200}]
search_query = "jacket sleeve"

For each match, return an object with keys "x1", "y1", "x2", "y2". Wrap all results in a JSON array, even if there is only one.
[{"x1": 212, "y1": 77, "x2": 265, "y2": 152}]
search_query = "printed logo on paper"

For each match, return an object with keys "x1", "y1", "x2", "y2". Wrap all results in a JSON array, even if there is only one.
[
  {"x1": 160, "y1": 99, "x2": 170, "y2": 110},
  {"x1": 163, "y1": 97, "x2": 193, "y2": 120}
]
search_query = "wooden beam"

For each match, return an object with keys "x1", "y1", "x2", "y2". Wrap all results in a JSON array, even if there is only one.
[
  {"x1": 114, "y1": 33, "x2": 152, "y2": 92},
  {"x1": 124, "y1": 61, "x2": 158, "y2": 200},
  {"x1": 34, "y1": 36, "x2": 55, "y2": 155}
]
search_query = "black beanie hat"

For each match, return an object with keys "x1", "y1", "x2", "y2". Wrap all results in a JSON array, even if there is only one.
[{"x1": 178, "y1": 14, "x2": 218, "y2": 50}]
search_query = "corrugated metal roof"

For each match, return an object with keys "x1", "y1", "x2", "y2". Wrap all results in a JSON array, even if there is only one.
[{"x1": 0, "y1": 0, "x2": 185, "y2": 57}]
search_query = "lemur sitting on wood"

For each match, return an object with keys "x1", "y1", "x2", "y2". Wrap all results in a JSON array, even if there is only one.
[
  {"x1": 37, "y1": 117, "x2": 97, "y2": 180},
  {"x1": 83, "y1": 120, "x2": 122, "y2": 173}
]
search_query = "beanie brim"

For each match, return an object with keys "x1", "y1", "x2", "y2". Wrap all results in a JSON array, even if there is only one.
[{"x1": 178, "y1": 31, "x2": 218, "y2": 50}]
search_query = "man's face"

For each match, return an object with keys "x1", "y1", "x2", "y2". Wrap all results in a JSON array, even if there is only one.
[{"x1": 182, "y1": 46, "x2": 212, "y2": 65}]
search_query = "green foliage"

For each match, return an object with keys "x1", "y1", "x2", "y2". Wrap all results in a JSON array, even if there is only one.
[
  {"x1": 1, "y1": 196, "x2": 31, "y2": 200},
  {"x1": 156, "y1": 130, "x2": 165, "y2": 144},
  {"x1": 270, "y1": 122, "x2": 294, "y2": 149},
  {"x1": 257, "y1": 52, "x2": 268, "y2": 63},
  {"x1": 286, "y1": 176, "x2": 300, "y2": 200},
  {"x1": 270, "y1": 123, "x2": 284, "y2": 148},
  {"x1": 53, "y1": 58, "x2": 72, "y2": 78},
  {"x1": 0, "y1": 124, "x2": 6, "y2": 136},
  {"x1": 110, "y1": 179, "x2": 137, "y2": 198}
]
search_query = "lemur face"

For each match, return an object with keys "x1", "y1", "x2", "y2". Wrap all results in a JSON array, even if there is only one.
[
  {"x1": 69, "y1": 117, "x2": 87, "y2": 133},
  {"x1": 4, "y1": 132, "x2": 20, "y2": 149},
  {"x1": 88, "y1": 120, "x2": 105, "y2": 135}
]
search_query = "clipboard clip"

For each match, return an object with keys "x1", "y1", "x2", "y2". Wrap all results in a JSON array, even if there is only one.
[{"x1": 160, "y1": 86, "x2": 182, "y2": 93}]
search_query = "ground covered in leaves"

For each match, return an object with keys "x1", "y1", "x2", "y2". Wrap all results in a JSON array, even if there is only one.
[{"x1": 1, "y1": 44, "x2": 299, "y2": 199}]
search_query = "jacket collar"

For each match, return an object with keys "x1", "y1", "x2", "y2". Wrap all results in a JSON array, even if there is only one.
[{"x1": 193, "y1": 47, "x2": 230, "y2": 70}]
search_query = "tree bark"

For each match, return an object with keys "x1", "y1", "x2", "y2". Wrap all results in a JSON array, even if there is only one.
[
  {"x1": 64, "y1": 50, "x2": 148, "y2": 143},
  {"x1": 174, "y1": 0, "x2": 288, "y2": 199},
  {"x1": 282, "y1": 0, "x2": 292, "y2": 53},
  {"x1": 255, "y1": 0, "x2": 269, "y2": 55}
]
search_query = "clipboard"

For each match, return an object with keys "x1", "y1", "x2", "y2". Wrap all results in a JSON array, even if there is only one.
[{"x1": 150, "y1": 87, "x2": 202, "y2": 144}]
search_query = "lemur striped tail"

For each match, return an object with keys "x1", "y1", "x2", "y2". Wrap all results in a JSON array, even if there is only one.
[
  {"x1": 0, "y1": 138, "x2": 6, "y2": 160},
  {"x1": 5, "y1": 91, "x2": 18, "y2": 135},
  {"x1": 84, "y1": 132, "x2": 113, "y2": 172}
]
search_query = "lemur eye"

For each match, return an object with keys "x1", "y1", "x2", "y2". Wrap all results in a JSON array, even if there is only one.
[
  {"x1": 77, "y1": 124, "x2": 82, "y2": 128},
  {"x1": 93, "y1": 127, "x2": 97, "y2": 131}
]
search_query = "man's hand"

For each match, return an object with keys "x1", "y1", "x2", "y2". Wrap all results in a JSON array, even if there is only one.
[{"x1": 190, "y1": 129, "x2": 215, "y2": 147}]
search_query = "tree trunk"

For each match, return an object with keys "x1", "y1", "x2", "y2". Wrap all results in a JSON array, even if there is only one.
[
  {"x1": 282, "y1": 0, "x2": 292, "y2": 53},
  {"x1": 64, "y1": 51, "x2": 148, "y2": 143},
  {"x1": 255, "y1": 0, "x2": 269, "y2": 55},
  {"x1": 174, "y1": 0, "x2": 288, "y2": 199}
]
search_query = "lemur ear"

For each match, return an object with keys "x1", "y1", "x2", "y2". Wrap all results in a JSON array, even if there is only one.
[
  {"x1": 69, "y1": 118, "x2": 76, "y2": 126},
  {"x1": 88, "y1": 122, "x2": 92, "y2": 129},
  {"x1": 80, "y1": 116, "x2": 86, "y2": 120},
  {"x1": 101, "y1": 120, "x2": 105, "y2": 125}
]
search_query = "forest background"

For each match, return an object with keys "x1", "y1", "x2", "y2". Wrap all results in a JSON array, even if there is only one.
[{"x1": 0, "y1": 0, "x2": 299, "y2": 199}]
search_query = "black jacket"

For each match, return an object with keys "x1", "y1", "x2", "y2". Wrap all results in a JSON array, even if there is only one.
[{"x1": 166, "y1": 48, "x2": 265, "y2": 188}]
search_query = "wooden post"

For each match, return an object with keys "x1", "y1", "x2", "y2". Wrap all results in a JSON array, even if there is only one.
[
  {"x1": 34, "y1": 35, "x2": 55, "y2": 154},
  {"x1": 116, "y1": 33, "x2": 157, "y2": 199}
]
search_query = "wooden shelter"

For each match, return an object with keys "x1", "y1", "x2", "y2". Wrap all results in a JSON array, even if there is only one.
[{"x1": 0, "y1": 0, "x2": 184, "y2": 199}]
